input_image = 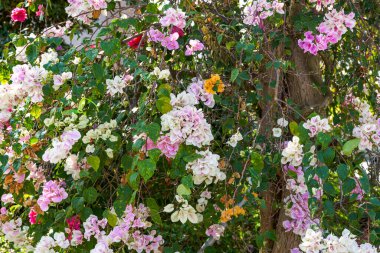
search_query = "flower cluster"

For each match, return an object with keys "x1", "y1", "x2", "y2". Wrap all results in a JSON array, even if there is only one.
[
  {"x1": 226, "y1": 131, "x2": 243, "y2": 147},
  {"x1": 186, "y1": 150, "x2": 226, "y2": 185},
  {"x1": 159, "y1": 8, "x2": 186, "y2": 29},
  {"x1": 185, "y1": 40, "x2": 205, "y2": 56},
  {"x1": 64, "y1": 154, "x2": 88, "y2": 180},
  {"x1": 161, "y1": 105, "x2": 213, "y2": 148},
  {"x1": 42, "y1": 129, "x2": 81, "y2": 164},
  {"x1": 156, "y1": 135, "x2": 181, "y2": 159},
  {"x1": 11, "y1": 8, "x2": 27, "y2": 23},
  {"x1": 282, "y1": 165, "x2": 320, "y2": 236},
  {"x1": 294, "y1": 228, "x2": 379, "y2": 253},
  {"x1": 37, "y1": 180, "x2": 68, "y2": 211},
  {"x1": 84, "y1": 204, "x2": 164, "y2": 252},
  {"x1": 196, "y1": 190, "x2": 212, "y2": 213},
  {"x1": 309, "y1": 0, "x2": 335, "y2": 11},
  {"x1": 26, "y1": 162, "x2": 46, "y2": 189},
  {"x1": 1, "y1": 219, "x2": 32, "y2": 250},
  {"x1": 66, "y1": 215, "x2": 83, "y2": 245},
  {"x1": 147, "y1": 8, "x2": 206, "y2": 55},
  {"x1": 151, "y1": 67, "x2": 171, "y2": 80},
  {"x1": 106, "y1": 75, "x2": 133, "y2": 96},
  {"x1": 42, "y1": 21, "x2": 72, "y2": 38},
  {"x1": 204, "y1": 74, "x2": 225, "y2": 95},
  {"x1": 303, "y1": 115, "x2": 332, "y2": 137},
  {"x1": 352, "y1": 99, "x2": 380, "y2": 151},
  {"x1": 243, "y1": 0, "x2": 284, "y2": 27},
  {"x1": 351, "y1": 177, "x2": 364, "y2": 201},
  {"x1": 147, "y1": 8, "x2": 186, "y2": 51},
  {"x1": 164, "y1": 195, "x2": 203, "y2": 224},
  {"x1": 53, "y1": 72, "x2": 73, "y2": 90},
  {"x1": 170, "y1": 91, "x2": 198, "y2": 108},
  {"x1": 206, "y1": 224, "x2": 225, "y2": 241},
  {"x1": 40, "y1": 48, "x2": 59, "y2": 66},
  {"x1": 83, "y1": 215, "x2": 108, "y2": 240},
  {"x1": 187, "y1": 78, "x2": 215, "y2": 108},
  {"x1": 82, "y1": 120, "x2": 118, "y2": 153},
  {"x1": 6, "y1": 64, "x2": 48, "y2": 117},
  {"x1": 281, "y1": 136, "x2": 304, "y2": 167},
  {"x1": 273, "y1": 118, "x2": 289, "y2": 137},
  {"x1": 220, "y1": 206, "x2": 246, "y2": 223},
  {"x1": 35, "y1": 232, "x2": 70, "y2": 252},
  {"x1": 65, "y1": 0, "x2": 110, "y2": 24},
  {"x1": 298, "y1": 9, "x2": 356, "y2": 55}
]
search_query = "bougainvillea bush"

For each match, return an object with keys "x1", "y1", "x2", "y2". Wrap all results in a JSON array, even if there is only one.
[{"x1": 0, "y1": 0, "x2": 379, "y2": 252}]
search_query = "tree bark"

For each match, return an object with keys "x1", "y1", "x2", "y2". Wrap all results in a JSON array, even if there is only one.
[{"x1": 259, "y1": 0, "x2": 330, "y2": 249}]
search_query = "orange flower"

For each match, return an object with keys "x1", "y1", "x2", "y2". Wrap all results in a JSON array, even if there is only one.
[
  {"x1": 204, "y1": 74, "x2": 224, "y2": 94},
  {"x1": 220, "y1": 205, "x2": 246, "y2": 223}
]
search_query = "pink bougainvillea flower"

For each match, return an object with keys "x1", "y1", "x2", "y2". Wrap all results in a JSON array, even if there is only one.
[
  {"x1": 171, "y1": 26, "x2": 184, "y2": 37},
  {"x1": 11, "y1": 8, "x2": 27, "y2": 23},
  {"x1": 36, "y1": 4, "x2": 44, "y2": 17},
  {"x1": 161, "y1": 32, "x2": 180, "y2": 50},
  {"x1": 128, "y1": 34, "x2": 144, "y2": 49},
  {"x1": 157, "y1": 135, "x2": 180, "y2": 158},
  {"x1": 28, "y1": 209, "x2": 37, "y2": 224},
  {"x1": 147, "y1": 28, "x2": 165, "y2": 43},
  {"x1": 185, "y1": 39, "x2": 205, "y2": 56}
]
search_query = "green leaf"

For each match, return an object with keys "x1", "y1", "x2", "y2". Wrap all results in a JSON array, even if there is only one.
[
  {"x1": 336, "y1": 164, "x2": 348, "y2": 181},
  {"x1": 92, "y1": 63, "x2": 104, "y2": 81},
  {"x1": 156, "y1": 97, "x2": 172, "y2": 114},
  {"x1": 132, "y1": 138, "x2": 145, "y2": 152},
  {"x1": 85, "y1": 48, "x2": 99, "y2": 61},
  {"x1": 316, "y1": 166, "x2": 329, "y2": 180},
  {"x1": 323, "y1": 181, "x2": 337, "y2": 196},
  {"x1": 238, "y1": 70, "x2": 250, "y2": 81},
  {"x1": 121, "y1": 155, "x2": 134, "y2": 170},
  {"x1": 342, "y1": 138, "x2": 360, "y2": 156},
  {"x1": 183, "y1": 153, "x2": 202, "y2": 163},
  {"x1": 157, "y1": 84, "x2": 172, "y2": 98},
  {"x1": 176, "y1": 184, "x2": 191, "y2": 196},
  {"x1": 251, "y1": 152, "x2": 264, "y2": 172},
  {"x1": 342, "y1": 178, "x2": 356, "y2": 194},
  {"x1": 148, "y1": 149, "x2": 161, "y2": 162},
  {"x1": 83, "y1": 187, "x2": 99, "y2": 204},
  {"x1": 181, "y1": 175, "x2": 194, "y2": 189},
  {"x1": 104, "y1": 210, "x2": 118, "y2": 227},
  {"x1": 26, "y1": 44, "x2": 38, "y2": 64},
  {"x1": 137, "y1": 159, "x2": 156, "y2": 182},
  {"x1": 253, "y1": 53, "x2": 264, "y2": 62},
  {"x1": 113, "y1": 199, "x2": 126, "y2": 217},
  {"x1": 323, "y1": 200, "x2": 335, "y2": 217},
  {"x1": 230, "y1": 68, "x2": 239, "y2": 82},
  {"x1": 359, "y1": 169, "x2": 370, "y2": 193},
  {"x1": 30, "y1": 105, "x2": 42, "y2": 119},
  {"x1": 128, "y1": 172, "x2": 140, "y2": 190},
  {"x1": 145, "y1": 123, "x2": 161, "y2": 141},
  {"x1": 115, "y1": 18, "x2": 139, "y2": 29},
  {"x1": 80, "y1": 207, "x2": 93, "y2": 221},
  {"x1": 289, "y1": 121, "x2": 299, "y2": 136},
  {"x1": 71, "y1": 197, "x2": 85, "y2": 213},
  {"x1": 146, "y1": 198, "x2": 162, "y2": 225},
  {"x1": 316, "y1": 132, "x2": 332, "y2": 150},
  {"x1": 87, "y1": 155, "x2": 100, "y2": 171},
  {"x1": 317, "y1": 148, "x2": 335, "y2": 164},
  {"x1": 370, "y1": 197, "x2": 380, "y2": 207},
  {"x1": 100, "y1": 39, "x2": 120, "y2": 56}
]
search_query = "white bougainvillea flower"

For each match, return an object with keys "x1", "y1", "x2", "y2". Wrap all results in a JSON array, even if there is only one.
[
  {"x1": 163, "y1": 204, "x2": 174, "y2": 213},
  {"x1": 272, "y1": 128, "x2": 282, "y2": 137},
  {"x1": 277, "y1": 118, "x2": 289, "y2": 127},
  {"x1": 227, "y1": 131, "x2": 243, "y2": 147}
]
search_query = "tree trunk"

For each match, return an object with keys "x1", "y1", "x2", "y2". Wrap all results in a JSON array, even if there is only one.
[{"x1": 258, "y1": 4, "x2": 330, "y2": 249}]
